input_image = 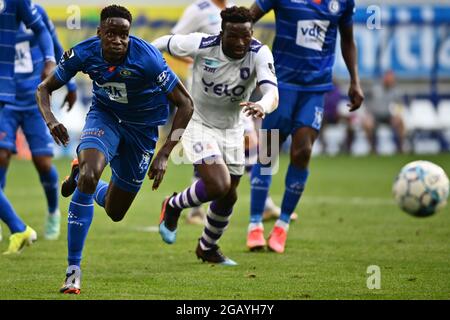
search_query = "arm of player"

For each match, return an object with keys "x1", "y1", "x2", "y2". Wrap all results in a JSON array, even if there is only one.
[
  {"x1": 17, "y1": 0, "x2": 56, "y2": 79},
  {"x1": 152, "y1": 35, "x2": 193, "y2": 64},
  {"x1": 249, "y1": 0, "x2": 274, "y2": 23},
  {"x1": 241, "y1": 44, "x2": 279, "y2": 118},
  {"x1": 146, "y1": 46, "x2": 194, "y2": 190},
  {"x1": 241, "y1": 83, "x2": 278, "y2": 119},
  {"x1": 152, "y1": 33, "x2": 204, "y2": 59},
  {"x1": 52, "y1": 39, "x2": 77, "y2": 112},
  {"x1": 148, "y1": 82, "x2": 194, "y2": 190},
  {"x1": 38, "y1": 6, "x2": 77, "y2": 111},
  {"x1": 340, "y1": 24, "x2": 364, "y2": 112},
  {"x1": 36, "y1": 74, "x2": 69, "y2": 146},
  {"x1": 339, "y1": 1, "x2": 364, "y2": 112},
  {"x1": 36, "y1": 46, "x2": 83, "y2": 146}
]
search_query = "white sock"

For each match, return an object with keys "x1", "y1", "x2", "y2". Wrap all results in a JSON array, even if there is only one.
[
  {"x1": 248, "y1": 222, "x2": 263, "y2": 231},
  {"x1": 275, "y1": 219, "x2": 289, "y2": 231},
  {"x1": 49, "y1": 208, "x2": 61, "y2": 216},
  {"x1": 264, "y1": 196, "x2": 276, "y2": 210},
  {"x1": 199, "y1": 241, "x2": 210, "y2": 251}
]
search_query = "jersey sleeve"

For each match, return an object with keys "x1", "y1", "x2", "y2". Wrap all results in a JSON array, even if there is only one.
[
  {"x1": 37, "y1": 5, "x2": 66, "y2": 62},
  {"x1": 339, "y1": 0, "x2": 355, "y2": 27},
  {"x1": 37, "y1": 6, "x2": 77, "y2": 91},
  {"x1": 255, "y1": 0, "x2": 276, "y2": 13},
  {"x1": 147, "y1": 46, "x2": 179, "y2": 94},
  {"x1": 17, "y1": 0, "x2": 55, "y2": 61},
  {"x1": 166, "y1": 33, "x2": 204, "y2": 58},
  {"x1": 53, "y1": 47, "x2": 83, "y2": 84},
  {"x1": 37, "y1": 5, "x2": 55, "y2": 35},
  {"x1": 171, "y1": 5, "x2": 203, "y2": 35},
  {"x1": 255, "y1": 45, "x2": 278, "y2": 87},
  {"x1": 37, "y1": 5, "x2": 60, "y2": 57},
  {"x1": 17, "y1": 0, "x2": 41, "y2": 29}
]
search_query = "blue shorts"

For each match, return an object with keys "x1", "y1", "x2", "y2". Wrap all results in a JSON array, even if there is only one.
[
  {"x1": 78, "y1": 108, "x2": 158, "y2": 193},
  {"x1": 0, "y1": 105, "x2": 54, "y2": 156},
  {"x1": 262, "y1": 89, "x2": 326, "y2": 143}
]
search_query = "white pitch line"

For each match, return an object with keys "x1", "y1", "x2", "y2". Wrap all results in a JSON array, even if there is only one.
[
  {"x1": 301, "y1": 196, "x2": 395, "y2": 206},
  {"x1": 134, "y1": 226, "x2": 159, "y2": 233},
  {"x1": 238, "y1": 195, "x2": 395, "y2": 206},
  {"x1": 6, "y1": 189, "x2": 396, "y2": 206}
]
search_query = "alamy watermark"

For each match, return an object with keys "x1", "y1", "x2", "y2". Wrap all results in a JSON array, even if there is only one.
[
  {"x1": 167, "y1": 127, "x2": 280, "y2": 176},
  {"x1": 66, "y1": 5, "x2": 81, "y2": 30},
  {"x1": 366, "y1": 265, "x2": 381, "y2": 289}
]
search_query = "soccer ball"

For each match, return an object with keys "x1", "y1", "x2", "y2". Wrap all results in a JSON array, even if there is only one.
[{"x1": 392, "y1": 161, "x2": 449, "y2": 217}]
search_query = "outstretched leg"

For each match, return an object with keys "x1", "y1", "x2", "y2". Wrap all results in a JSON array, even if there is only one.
[
  {"x1": 266, "y1": 91, "x2": 324, "y2": 253},
  {"x1": 185, "y1": 169, "x2": 206, "y2": 225},
  {"x1": 159, "y1": 158, "x2": 231, "y2": 244},
  {"x1": 196, "y1": 175, "x2": 241, "y2": 266},
  {"x1": 32, "y1": 156, "x2": 60, "y2": 240},
  {"x1": 247, "y1": 129, "x2": 279, "y2": 250},
  {"x1": 0, "y1": 150, "x2": 36, "y2": 255},
  {"x1": 267, "y1": 126, "x2": 316, "y2": 253},
  {"x1": 67, "y1": 149, "x2": 106, "y2": 265},
  {"x1": 93, "y1": 178, "x2": 137, "y2": 222},
  {"x1": 0, "y1": 149, "x2": 11, "y2": 189},
  {"x1": 60, "y1": 148, "x2": 106, "y2": 295}
]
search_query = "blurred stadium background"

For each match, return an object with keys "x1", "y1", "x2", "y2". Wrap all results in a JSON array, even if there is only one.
[
  {"x1": 15, "y1": 0, "x2": 450, "y2": 159},
  {"x1": 2, "y1": 0, "x2": 450, "y2": 300}
]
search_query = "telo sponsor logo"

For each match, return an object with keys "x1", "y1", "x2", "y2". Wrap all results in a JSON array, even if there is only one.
[{"x1": 201, "y1": 78, "x2": 246, "y2": 98}]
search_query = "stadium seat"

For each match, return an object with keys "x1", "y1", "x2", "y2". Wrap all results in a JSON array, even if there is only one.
[
  {"x1": 437, "y1": 100, "x2": 450, "y2": 130},
  {"x1": 407, "y1": 99, "x2": 446, "y2": 153},
  {"x1": 407, "y1": 99, "x2": 439, "y2": 131}
]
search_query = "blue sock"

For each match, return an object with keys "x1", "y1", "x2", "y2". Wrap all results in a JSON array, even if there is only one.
[
  {"x1": 0, "y1": 189, "x2": 26, "y2": 233},
  {"x1": 0, "y1": 167, "x2": 6, "y2": 190},
  {"x1": 68, "y1": 188, "x2": 94, "y2": 267},
  {"x1": 94, "y1": 180, "x2": 108, "y2": 208},
  {"x1": 280, "y1": 165, "x2": 309, "y2": 223},
  {"x1": 39, "y1": 165, "x2": 59, "y2": 214},
  {"x1": 250, "y1": 163, "x2": 272, "y2": 223}
]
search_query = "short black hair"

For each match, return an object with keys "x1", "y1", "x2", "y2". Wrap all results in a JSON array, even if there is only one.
[
  {"x1": 221, "y1": 6, "x2": 253, "y2": 31},
  {"x1": 100, "y1": 5, "x2": 132, "y2": 24}
]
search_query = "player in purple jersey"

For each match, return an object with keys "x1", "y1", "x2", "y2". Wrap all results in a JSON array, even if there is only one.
[
  {"x1": 36, "y1": 5, "x2": 193, "y2": 294},
  {"x1": 247, "y1": 0, "x2": 364, "y2": 253},
  {"x1": 0, "y1": 0, "x2": 56, "y2": 254},
  {"x1": 155, "y1": 7, "x2": 279, "y2": 266}
]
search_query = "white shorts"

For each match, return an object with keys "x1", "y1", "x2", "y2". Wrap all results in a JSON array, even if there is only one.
[
  {"x1": 181, "y1": 119, "x2": 245, "y2": 176},
  {"x1": 240, "y1": 111, "x2": 255, "y2": 133}
]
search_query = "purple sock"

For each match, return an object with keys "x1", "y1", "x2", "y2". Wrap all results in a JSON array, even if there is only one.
[
  {"x1": 169, "y1": 179, "x2": 210, "y2": 210},
  {"x1": 200, "y1": 201, "x2": 234, "y2": 249}
]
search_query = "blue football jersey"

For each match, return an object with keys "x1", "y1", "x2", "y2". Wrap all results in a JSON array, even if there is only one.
[
  {"x1": 13, "y1": 4, "x2": 76, "y2": 109},
  {"x1": 54, "y1": 35, "x2": 179, "y2": 125},
  {"x1": 256, "y1": 0, "x2": 355, "y2": 92},
  {"x1": 0, "y1": 0, "x2": 54, "y2": 104}
]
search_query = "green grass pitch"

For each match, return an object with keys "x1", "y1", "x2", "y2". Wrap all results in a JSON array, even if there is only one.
[{"x1": 0, "y1": 154, "x2": 449, "y2": 299}]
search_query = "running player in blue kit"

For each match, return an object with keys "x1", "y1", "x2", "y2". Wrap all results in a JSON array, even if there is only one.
[
  {"x1": 36, "y1": 5, "x2": 194, "y2": 294},
  {"x1": 0, "y1": 0, "x2": 56, "y2": 254},
  {"x1": 0, "y1": 3, "x2": 77, "y2": 242},
  {"x1": 246, "y1": 0, "x2": 364, "y2": 253}
]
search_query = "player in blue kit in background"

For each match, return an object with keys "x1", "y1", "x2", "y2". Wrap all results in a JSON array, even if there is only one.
[
  {"x1": 0, "y1": 0, "x2": 56, "y2": 254},
  {"x1": 36, "y1": 5, "x2": 194, "y2": 294},
  {"x1": 246, "y1": 0, "x2": 364, "y2": 253},
  {"x1": 0, "y1": 3, "x2": 77, "y2": 242}
]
